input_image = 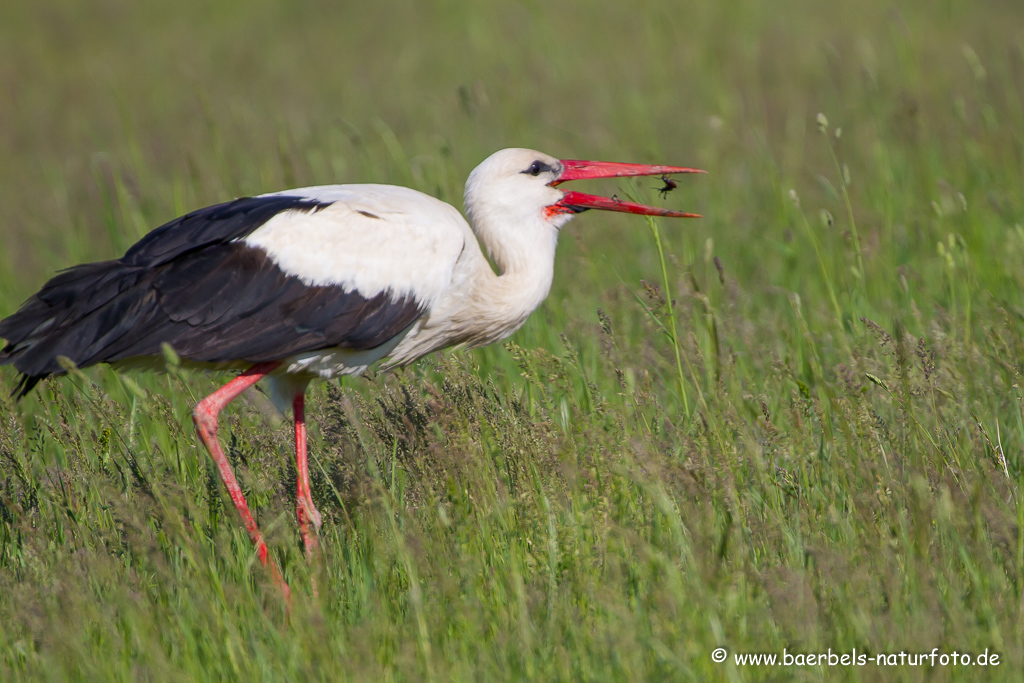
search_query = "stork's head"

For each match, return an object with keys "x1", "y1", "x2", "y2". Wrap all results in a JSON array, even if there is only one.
[{"x1": 465, "y1": 148, "x2": 703, "y2": 235}]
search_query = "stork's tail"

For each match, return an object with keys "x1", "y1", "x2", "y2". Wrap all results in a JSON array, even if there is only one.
[
  {"x1": 0, "y1": 259, "x2": 136, "y2": 400},
  {"x1": 1, "y1": 329, "x2": 52, "y2": 400}
]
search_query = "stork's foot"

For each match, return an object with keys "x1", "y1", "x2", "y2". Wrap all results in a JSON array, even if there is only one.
[
  {"x1": 300, "y1": 494, "x2": 323, "y2": 533},
  {"x1": 297, "y1": 497, "x2": 322, "y2": 559},
  {"x1": 291, "y1": 390, "x2": 322, "y2": 577},
  {"x1": 295, "y1": 500, "x2": 320, "y2": 597},
  {"x1": 258, "y1": 541, "x2": 291, "y2": 600}
]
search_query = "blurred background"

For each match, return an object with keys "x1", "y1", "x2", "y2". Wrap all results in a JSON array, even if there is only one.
[{"x1": 2, "y1": 1, "x2": 1024, "y2": 679}]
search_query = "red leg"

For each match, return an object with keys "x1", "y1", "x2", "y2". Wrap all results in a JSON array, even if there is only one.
[
  {"x1": 193, "y1": 362, "x2": 288, "y2": 596},
  {"x1": 293, "y1": 392, "x2": 322, "y2": 564}
]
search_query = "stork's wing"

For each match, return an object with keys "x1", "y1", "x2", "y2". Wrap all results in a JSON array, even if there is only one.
[{"x1": 0, "y1": 187, "x2": 467, "y2": 397}]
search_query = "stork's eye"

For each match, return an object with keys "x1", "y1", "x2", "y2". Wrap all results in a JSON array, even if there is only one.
[{"x1": 522, "y1": 160, "x2": 552, "y2": 176}]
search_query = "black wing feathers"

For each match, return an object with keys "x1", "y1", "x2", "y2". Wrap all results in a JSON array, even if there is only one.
[
  {"x1": 121, "y1": 195, "x2": 331, "y2": 267},
  {"x1": 0, "y1": 196, "x2": 424, "y2": 398}
]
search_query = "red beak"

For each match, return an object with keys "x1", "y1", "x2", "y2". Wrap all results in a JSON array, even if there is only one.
[{"x1": 550, "y1": 159, "x2": 705, "y2": 218}]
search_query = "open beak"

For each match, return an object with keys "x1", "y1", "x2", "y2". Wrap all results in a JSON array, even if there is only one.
[{"x1": 550, "y1": 159, "x2": 705, "y2": 218}]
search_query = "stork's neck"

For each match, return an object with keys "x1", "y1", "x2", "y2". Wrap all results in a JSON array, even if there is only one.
[
  {"x1": 476, "y1": 211, "x2": 558, "y2": 276},
  {"x1": 459, "y1": 207, "x2": 562, "y2": 345}
]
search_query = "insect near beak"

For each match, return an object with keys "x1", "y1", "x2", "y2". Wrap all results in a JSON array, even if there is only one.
[{"x1": 549, "y1": 159, "x2": 705, "y2": 217}]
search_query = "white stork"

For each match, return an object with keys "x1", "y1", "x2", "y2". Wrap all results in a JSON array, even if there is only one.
[{"x1": 0, "y1": 148, "x2": 702, "y2": 591}]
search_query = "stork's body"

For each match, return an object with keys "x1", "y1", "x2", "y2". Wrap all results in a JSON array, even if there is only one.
[{"x1": 0, "y1": 148, "x2": 701, "y2": 593}]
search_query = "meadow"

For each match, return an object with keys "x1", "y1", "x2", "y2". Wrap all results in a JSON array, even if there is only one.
[{"x1": 1, "y1": 0, "x2": 1023, "y2": 680}]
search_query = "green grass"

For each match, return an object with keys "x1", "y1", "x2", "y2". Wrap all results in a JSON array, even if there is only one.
[{"x1": 2, "y1": 0, "x2": 1024, "y2": 679}]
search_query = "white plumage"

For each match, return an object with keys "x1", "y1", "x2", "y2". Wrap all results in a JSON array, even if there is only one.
[{"x1": 248, "y1": 184, "x2": 466, "y2": 304}]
